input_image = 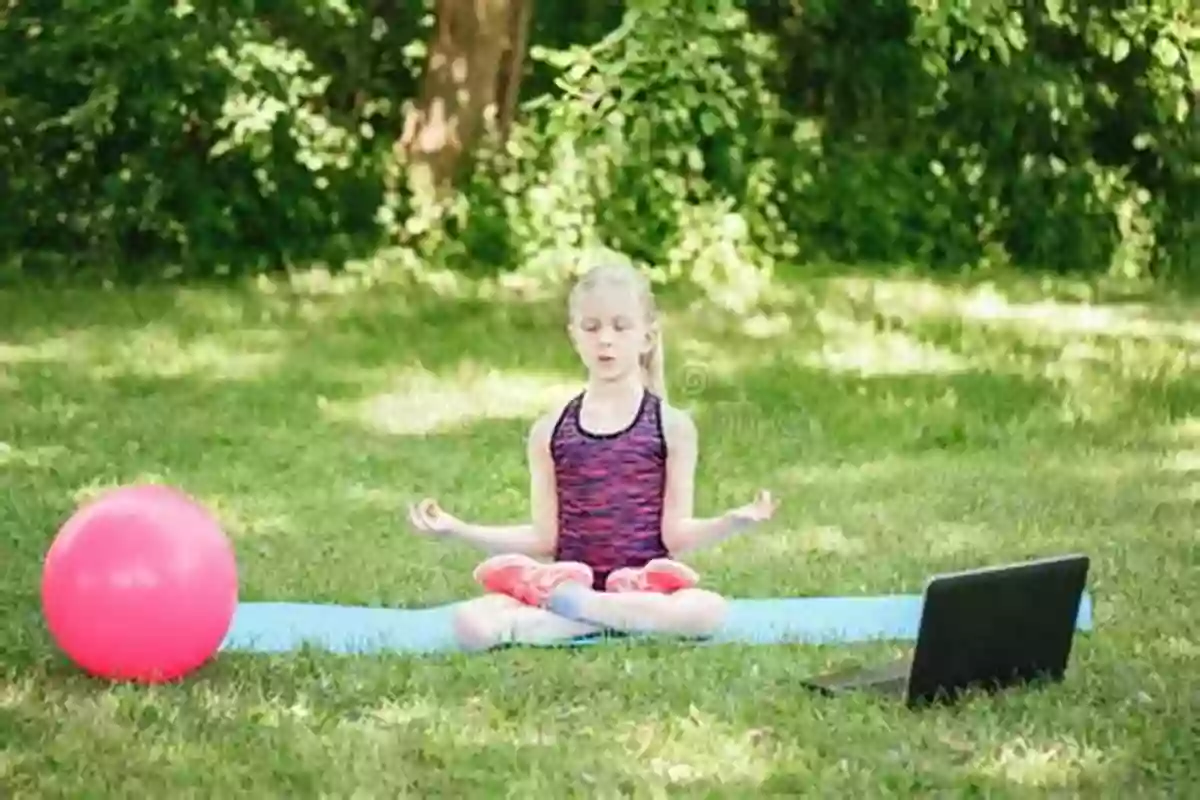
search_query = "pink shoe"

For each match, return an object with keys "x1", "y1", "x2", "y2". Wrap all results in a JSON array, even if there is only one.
[
  {"x1": 473, "y1": 554, "x2": 594, "y2": 607},
  {"x1": 605, "y1": 558, "x2": 699, "y2": 594}
]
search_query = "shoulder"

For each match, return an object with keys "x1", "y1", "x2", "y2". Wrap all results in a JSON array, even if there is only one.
[
  {"x1": 528, "y1": 394, "x2": 577, "y2": 453},
  {"x1": 528, "y1": 410, "x2": 558, "y2": 450},
  {"x1": 658, "y1": 401, "x2": 697, "y2": 451}
]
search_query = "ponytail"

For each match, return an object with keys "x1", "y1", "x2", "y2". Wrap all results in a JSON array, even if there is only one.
[{"x1": 641, "y1": 328, "x2": 667, "y2": 402}]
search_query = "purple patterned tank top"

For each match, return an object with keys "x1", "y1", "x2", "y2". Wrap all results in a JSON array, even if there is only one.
[{"x1": 551, "y1": 389, "x2": 670, "y2": 589}]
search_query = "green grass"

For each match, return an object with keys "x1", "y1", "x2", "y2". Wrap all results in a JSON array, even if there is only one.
[{"x1": 1, "y1": 267, "x2": 1197, "y2": 796}]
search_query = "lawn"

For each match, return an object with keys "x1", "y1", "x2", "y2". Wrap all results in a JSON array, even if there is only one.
[{"x1": 1, "y1": 266, "x2": 1197, "y2": 796}]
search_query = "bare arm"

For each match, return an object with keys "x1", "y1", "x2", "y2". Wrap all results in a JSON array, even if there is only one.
[
  {"x1": 409, "y1": 414, "x2": 558, "y2": 558},
  {"x1": 659, "y1": 407, "x2": 776, "y2": 554},
  {"x1": 523, "y1": 411, "x2": 560, "y2": 557},
  {"x1": 444, "y1": 519, "x2": 551, "y2": 557}
]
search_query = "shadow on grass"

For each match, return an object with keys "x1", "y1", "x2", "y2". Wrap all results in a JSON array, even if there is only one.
[
  {"x1": 0, "y1": 666, "x2": 633, "y2": 795},
  {"x1": 3, "y1": 268, "x2": 1196, "y2": 600},
  {"x1": 1, "y1": 637, "x2": 1165, "y2": 795},
  {"x1": 3, "y1": 349, "x2": 1194, "y2": 622},
  {"x1": 1, "y1": 268, "x2": 1197, "y2": 794}
]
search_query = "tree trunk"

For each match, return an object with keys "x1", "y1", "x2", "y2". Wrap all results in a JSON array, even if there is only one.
[
  {"x1": 397, "y1": 0, "x2": 533, "y2": 215},
  {"x1": 494, "y1": 0, "x2": 533, "y2": 143}
]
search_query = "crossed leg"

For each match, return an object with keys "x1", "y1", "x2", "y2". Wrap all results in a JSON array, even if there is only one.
[
  {"x1": 546, "y1": 585, "x2": 728, "y2": 637},
  {"x1": 453, "y1": 592, "x2": 602, "y2": 650},
  {"x1": 451, "y1": 555, "x2": 728, "y2": 651}
]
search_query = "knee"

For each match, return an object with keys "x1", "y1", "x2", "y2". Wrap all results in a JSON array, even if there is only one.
[
  {"x1": 673, "y1": 589, "x2": 728, "y2": 637},
  {"x1": 452, "y1": 594, "x2": 519, "y2": 651}
]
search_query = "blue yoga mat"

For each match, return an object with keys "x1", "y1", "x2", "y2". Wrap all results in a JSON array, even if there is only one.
[{"x1": 220, "y1": 593, "x2": 1094, "y2": 655}]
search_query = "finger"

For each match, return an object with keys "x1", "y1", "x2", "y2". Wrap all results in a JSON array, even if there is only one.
[
  {"x1": 409, "y1": 505, "x2": 430, "y2": 531},
  {"x1": 407, "y1": 505, "x2": 425, "y2": 530},
  {"x1": 415, "y1": 502, "x2": 438, "y2": 530}
]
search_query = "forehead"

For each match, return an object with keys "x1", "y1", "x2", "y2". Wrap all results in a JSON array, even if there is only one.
[{"x1": 572, "y1": 281, "x2": 642, "y2": 318}]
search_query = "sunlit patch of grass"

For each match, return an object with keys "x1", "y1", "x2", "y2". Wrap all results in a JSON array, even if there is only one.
[
  {"x1": 737, "y1": 310, "x2": 793, "y2": 340},
  {"x1": 671, "y1": 272, "x2": 1194, "y2": 443},
  {"x1": 1165, "y1": 416, "x2": 1200, "y2": 443},
  {"x1": 839, "y1": 274, "x2": 1199, "y2": 382},
  {"x1": 0, "y1": 676, "x2": 35, "y2": 709},
  {"x1": 801, "y1": 315, "x2": 970, "y2": 376},
  {"x1": 731, "y1": 274, "x2": 1200, "y2": 444},
  {"x1": 70, "y1": 472, "x2": 191, "y2": 506},
  {"x1": 0, "y1": 270, "x2": 1197, "y2": 795},
  {"x1": 959, "y1": 290, "x2": 1200, "y2": 345},
  {"x1": 1155, "y1": 635, "x2": 1200, "y2": 659},
  {"x1": 0, "y1": 442, "x2": 70, "y2": 470},
  {"x1": 321, "y1": 363, "x2": 580, "y2": 436},
  {"x1": 1162, "y1": 449, "x2": 1200, "y2": 474},
  {"x1": 609, "y1": 709, "x2": 774, "y2": 789},
  {"x1": 1173, "y1": 483, "x2": 1200, "y2": 503},
  {"x1": 0, "y1": 335, "x2": 77, "y2": 365},
  {"x1": 1148, "y1": 417, "x2": 1200, "y2": 506},
  {"x1": 790, "y1": 524, "x2": 870, "y2": 556},
  {"x1": 0, "y1": 325, "x2": 282, "y2": 381},
  {"x1": 923, "y1": 520, "x2": 993, "y2": 557},
  {"x1": 970, "y1": 735, "x2": 1118, "y2": 789},
  {"x1": 841, "y1": 272, "x2": 1198, "y2": 339},
  {"x1": 92, "y1": 326, "x2": 282, "y2": 381},
  {"x1": 196, "y1": 494, "x2": 297, "y2": 540}
]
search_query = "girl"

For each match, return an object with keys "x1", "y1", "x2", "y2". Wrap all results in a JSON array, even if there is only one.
[{"x1": 408, "y1": 257, "x2": 778, "y2": 650}]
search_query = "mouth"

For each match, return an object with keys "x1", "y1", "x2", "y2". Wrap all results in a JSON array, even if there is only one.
[{"x1": 598, "y1": 355, "x2": 615, "y2": 364}]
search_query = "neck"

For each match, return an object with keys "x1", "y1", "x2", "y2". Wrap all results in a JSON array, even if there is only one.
[{"x1": 584, "y1": 373, "x2": 645, "y2": 405}]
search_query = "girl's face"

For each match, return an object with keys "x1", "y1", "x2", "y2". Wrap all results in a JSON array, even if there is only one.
[{"x1": 568, "y1": 283, "x2": 653, "y2": 381}]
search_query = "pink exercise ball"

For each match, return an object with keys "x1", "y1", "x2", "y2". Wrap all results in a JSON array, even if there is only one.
[{"x1": 41, "y1": 484, "x2": 238, "y2": 683}]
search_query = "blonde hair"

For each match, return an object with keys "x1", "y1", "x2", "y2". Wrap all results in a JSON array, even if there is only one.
[{"x1": 568, "y1": 254, "x2": 667, "y2": 401}]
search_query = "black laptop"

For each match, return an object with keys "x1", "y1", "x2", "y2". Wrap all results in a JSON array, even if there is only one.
[{"x1": 801, "y1": 553, "x2": 1090, "y2": 708}]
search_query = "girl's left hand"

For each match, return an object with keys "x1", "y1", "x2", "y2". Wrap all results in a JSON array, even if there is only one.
[{"x1": 728, "y1": 489, "x2": 778, "y2": 527}]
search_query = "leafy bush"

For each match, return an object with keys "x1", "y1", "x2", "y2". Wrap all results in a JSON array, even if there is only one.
[
  {"x1": 2, "y1": 0, "x2": 1195, "y2": 291},
  {"x1": 0, "y1": 1, "x2": 422, "y2": 277}
]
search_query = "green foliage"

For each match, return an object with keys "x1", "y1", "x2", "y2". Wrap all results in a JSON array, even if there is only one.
[
  {"x1": 441, "y1": 0, "x2": 1196, "y2": 299},
  {"x1": 438, "y1": 0, "x2": 792, "y2": 310},
  {"x1": 1, "y1": 0, "x2": 1196, "y2": 290},
  {"x1": 0, "y1": 0, "x2": 424, "y2": 278}
]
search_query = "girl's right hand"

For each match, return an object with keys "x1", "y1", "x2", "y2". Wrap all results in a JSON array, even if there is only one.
[{"x1": 408, "y1": 498, "x2": 461, "y2": 535}]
